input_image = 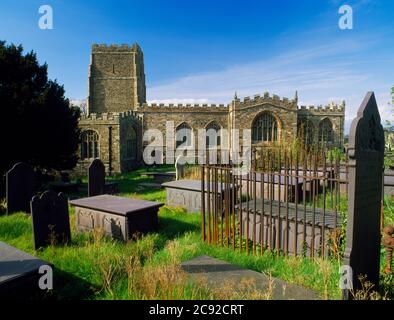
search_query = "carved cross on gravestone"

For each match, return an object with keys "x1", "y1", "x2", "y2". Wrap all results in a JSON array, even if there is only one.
[
  {"x1": 342, "y1": 92, "x2": 384, "y2": 299},
  {"x1": 6, "y1": 162, "x2": 36, "y2": 214},
  {"x1": 88, "y1": 159, "x2": 105, "y2": 197},
  {"x1": 31, "y1": 191, "x2": 71, "y2": 250}
]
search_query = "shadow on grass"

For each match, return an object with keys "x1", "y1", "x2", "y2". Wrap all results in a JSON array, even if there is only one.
[
  {"x1": 49, "y1": 268, "x2": 97, "y2": 300},
  {"x1": 0, "y1": 267, "x2": 96, "y2": 300},
  {"x1": 158, "y1": 216, "x2": 200, "y2": 240}
]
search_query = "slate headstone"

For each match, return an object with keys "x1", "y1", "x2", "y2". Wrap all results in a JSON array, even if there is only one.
[
  {"x1": 88, "y1": 159, "x2": 105, "y2": 197},
  {"x1": 31, "y1": 191, "x2": 71, "y2": 250},
  {"x1": 6, "y1": 163, "x2": 36, "y2": 214},
  {"x1": 343, "y1": 92, "x2": 384, "y2": 299}
]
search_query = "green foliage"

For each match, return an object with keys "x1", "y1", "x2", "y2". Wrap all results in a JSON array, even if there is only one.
[
  {"x1": 4, "y1": 166, "x2": 394, "y2": 299},
  {"x1": 326, "y1": 147, "x2": 346, "y2": 162},
  {"x1": 391, "y1": 86, "x2": 394, "y2": 105},
  {"x1": 0, "y1": 168, "x2": 344, "y2": 300},
  {"x1": 383, "y1": 195, "x2": 394, "y2": 226},
  {"x1": 0, "y1": 40, "x2": 80, "y2": 181}
]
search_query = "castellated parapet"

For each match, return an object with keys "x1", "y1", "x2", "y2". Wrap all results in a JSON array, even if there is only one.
[
  {"x1": 298, "y1": 101, "x2": 345, "y2": 115},
  {"x1": 237, "y1": 92, "x2": 298, "y2": 110},
  {"x1": 92, "y1": 43, "x2": 143, "y2": 53},
  {"x1": 136, "y1": 102, "x2": 229, "y2": 113},
  {"x1": 80, "y1": 110, "x2": 142, "y2": 123}
]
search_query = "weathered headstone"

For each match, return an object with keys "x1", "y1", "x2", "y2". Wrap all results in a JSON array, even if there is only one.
[
  {"x1": 88, "y1": 159, "x2": 105, "y2": 197},
  {"x1": 6, "y1": 163, "x2": 36, "y2": 214},
  {"x1": 175, "y1": 154, "x2": 185, "y2": 180},
  {"x1": 31, "y1": 191, "x2": 71, "y2": 250},
  {"x1": 343, "y1": 92, "x2": 384, "y2": 299}
]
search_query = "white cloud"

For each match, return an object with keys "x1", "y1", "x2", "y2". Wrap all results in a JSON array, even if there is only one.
[{"x1": 148, "y1": 36, "x2": 393, "y2": 133}]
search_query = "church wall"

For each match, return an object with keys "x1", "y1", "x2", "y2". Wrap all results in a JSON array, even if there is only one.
[
  {"x1": 138, "y1": 104, "x2": 230, "y2": 156},
  {"x1": 76, "y1": 114, "x2": 122, "y2": 175},
  {"x1": 119, "y1": 114, "x2": 144, "y2": 172},
  {"x1": 233, "y1": 94, "x2": 299, "y2": 147},
  {"x1": 297, "y1": 105, "x2": 345, "y2": 149}
]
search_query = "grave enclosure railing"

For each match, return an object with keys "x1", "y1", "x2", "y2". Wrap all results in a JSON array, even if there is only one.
[{"x1": 200, "y1": 147, "x2": 349, "y2": 259}]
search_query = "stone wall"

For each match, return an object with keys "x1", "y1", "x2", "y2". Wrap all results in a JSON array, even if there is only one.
[
  {"x1": 119, "y1": 112, "x2": 144, "y2": 172},
  {"x1": 76, "y1": 111, "x2": 143, "y2": 175},
  {"x1": 137, "y1": 103, "x2": 230, "y2": 161},
  {"x1": 87, "y1": 44, "x2": 146, "y2": 114},
  {"x1": 76, "y1": 113, "x2": 121, "y2": 175},
  {"x1": 232, "y1": 93, "x2": 299, "y2": 147},
  {"x1": 297, "y1": 102, "x2": 345, "y2": 149}
]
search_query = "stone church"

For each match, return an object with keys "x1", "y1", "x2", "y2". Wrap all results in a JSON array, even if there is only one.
[{"x1": 76, "y1": 43, "x2": 345, "y2": 174}]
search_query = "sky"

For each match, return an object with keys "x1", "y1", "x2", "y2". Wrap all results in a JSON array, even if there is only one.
[{"x1": 0, "y1": 0, "x2": 393, "y2": 133}]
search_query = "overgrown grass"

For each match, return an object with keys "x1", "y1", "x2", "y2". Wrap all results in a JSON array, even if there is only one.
[
  {"x1": 0, "y1": 209, "x2": 343, "y2": 300},
  {"x1": 1, "y1": 167, "x2": 392, "y2": 300}
]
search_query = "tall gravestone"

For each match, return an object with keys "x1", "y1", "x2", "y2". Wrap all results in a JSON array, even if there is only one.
[
  {"x1": 6, "y1": 163, "x2": 36, "y2": 214},
  {"x1": 88, "y1": 159, "x2": 105, "y2": 197},
  {"x1": 175, "y1": 154, "x2": 185, "y2": 181},
  {"x1": 31, "y1": 191, "x2": 71, "y2": 250},
  {"x1": 343, "y1": 92, "x2": 384, "y2": 299}
]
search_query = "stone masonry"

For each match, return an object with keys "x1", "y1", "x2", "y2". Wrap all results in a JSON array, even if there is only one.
[{"x1": 78, "y1": 43, "x2": 345, "y2": 174}]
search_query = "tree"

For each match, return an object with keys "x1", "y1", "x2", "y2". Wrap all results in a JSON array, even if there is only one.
[
  {"x1": 0, "y1": 41, "x2": 80, "y2": 179},
  {"x1": 392, "y1": 86, "x2": 394, "y2": 105}
]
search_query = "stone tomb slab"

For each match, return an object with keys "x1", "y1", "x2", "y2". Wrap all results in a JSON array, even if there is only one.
[
  {"x1": 162, "y1": 179, "x2": 236, "y2": 213},
  {"x1": 140, "y1": 171, "x2": 176, "y2": 184},
  {"x1": 237, "y1": 199, "x2": 341, "y2": 256},
  {"x1": 181, "y1": 255, "x2": 319, "y2": 300},
  {"x1": 0, "y1": 241, "x2": 51, "y2": 297},
  {"x1": 69, "y1": 195, "x2": 164, "y2": 241}
]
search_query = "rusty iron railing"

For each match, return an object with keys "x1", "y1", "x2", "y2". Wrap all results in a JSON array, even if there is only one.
[{"x1": 201, "y1": 148, "x2": 348, "y2": 258}]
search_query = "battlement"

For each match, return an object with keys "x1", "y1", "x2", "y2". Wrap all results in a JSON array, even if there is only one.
[
  {"x1": 298, "y1": 102, "x2": 345, "y2": 113},
  {"x1": 92, "y1": 43, "x2": 142, "y2": 53},
  {"x1": 80, "y1": 110, "x2": 142, "y2": 122},
  {"x1": 237, "y1": 92, "x2": 297, "y2": 107},
  {"x1": 139, "y1": 102, "x2": 230, "y2": 110}
]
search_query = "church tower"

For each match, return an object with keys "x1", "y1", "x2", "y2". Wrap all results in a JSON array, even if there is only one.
[{"x1": 87, "y1": 43, "x2": 146, "y2": 114}]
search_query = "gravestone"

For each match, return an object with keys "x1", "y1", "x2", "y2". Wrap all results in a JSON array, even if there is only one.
[
  {"x1": 6, "y1": 163, "x2": 36, "y2": 214},
  {"x1": 175, "y1": 155, "x2": 185, "y2": 180},
  {"x1": 342, "y1": 92, "x2": 384, "y2": 299},
  {"x1": 88, "y1": 159, "x2": 105, "y2": 197},
  {"x1": 31, "y1": 191, "x2": 71, "y2": 250}
]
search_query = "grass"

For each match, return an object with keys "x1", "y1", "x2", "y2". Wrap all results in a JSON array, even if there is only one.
[{"x1": 0, "y1": 166, "x2": 393, "y2": 300}]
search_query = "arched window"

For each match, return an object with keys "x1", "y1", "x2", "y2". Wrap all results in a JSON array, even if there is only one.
[
  {"x1": 81, "y1": 130, "x2": 99, "y2": 160},
  {"x1": 252, "y1": 112, "x2": 278, "y2": 142},
  {"x1": 298, "y1": 119, "x2": 315, "y2": 145},
  {"x1": 318, "y1": 118, "x2": 334, "y2": 144},
  {"x1": 126, "y1": 126, "x2": 137, "y2": 159},
  {"x1": 206, "y1": 122, "x2": 221, "y2": 148},
  {"x1": 176, "y1": 122, "x2": 192, "y2": 148}
]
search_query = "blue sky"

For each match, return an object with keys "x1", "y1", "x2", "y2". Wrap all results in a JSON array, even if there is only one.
[{"x1": 0, "y1": 0, "x2": 393, "y2": 132}]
